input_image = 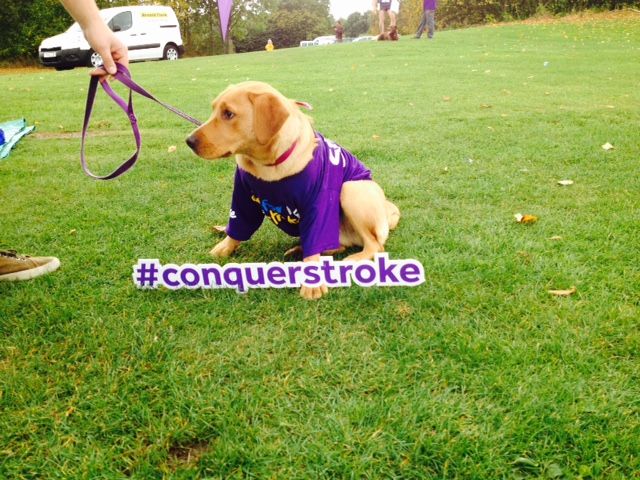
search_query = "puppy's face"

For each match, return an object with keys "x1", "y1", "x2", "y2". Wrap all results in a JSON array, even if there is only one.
[{"x1": 186, "y1": 81, "x2": 290, "y2": 160}]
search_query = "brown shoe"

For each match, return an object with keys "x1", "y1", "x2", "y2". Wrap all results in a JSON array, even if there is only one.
[{"x1": 0, "y1": 250, "x2": 60, "y2": 281}]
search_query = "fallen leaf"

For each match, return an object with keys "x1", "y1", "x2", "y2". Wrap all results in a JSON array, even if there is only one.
[
  {"x1": 372, "y1": 134, "x2": 380, "y2": 140},
  {"x1": 167, "y1": 145, "x2": 177, "y2": 153},
  {"x1": 557, "y1": 180, "x2": 574, "y2": 186},
  {"x1": 549, "y1": 235, "x2": 563, "y2": 241},
  {"x1": 548, "y1": 286, "x2": 577, "y2": 297},
  {"x1": 480, "y1": 104, "x2": 492, "y2": 109},
  {"x1": 602, "y1": 142, "x2": 614, "y2": 151},
  {"x1": 515, "y1": 213, "x2": 538, "y2": 224},
  {"x1": 517, "y1": 251, "x2": 532, "y2": 263},
  {"x1": 211, "y1": 225, "x2": 227, "y2": 234},
  {"x1": 513, "y1": 457, "x2": 539, "y2": 469},
  {"x1": 68, "y1": 229, "x2": 77, "y2": 235},
  {"x1": 546, "y1": 463, "x2": 564, "y2": 478},
  {"x1": 442, "y1": 96, "x2": 451, "y2": 101}
]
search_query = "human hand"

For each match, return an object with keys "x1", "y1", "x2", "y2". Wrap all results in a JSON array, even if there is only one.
[{"x1": 82, "y1": 21, "x2": 129, "y2": 76}]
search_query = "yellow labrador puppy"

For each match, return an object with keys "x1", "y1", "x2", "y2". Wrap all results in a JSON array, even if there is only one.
[{"x1": 186, "y1": 81, "x2": 399, "y2": 299}]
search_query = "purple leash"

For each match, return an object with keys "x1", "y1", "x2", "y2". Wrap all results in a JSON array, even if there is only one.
[{"x1": 81, "y1": 63, "x2": 202, "y2": 180}]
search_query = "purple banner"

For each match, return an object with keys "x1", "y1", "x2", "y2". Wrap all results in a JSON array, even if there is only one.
[{"x1": 219, "y1": 0, "x2": 233, "y2": 42}]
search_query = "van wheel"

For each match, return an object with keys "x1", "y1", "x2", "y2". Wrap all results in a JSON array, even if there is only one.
[
  {"x1": 87, "y1": 50, "x2": 104, "y2": 68},
  {"x1": 163, "y1": 44, "x2": 180, "y2": 61}
]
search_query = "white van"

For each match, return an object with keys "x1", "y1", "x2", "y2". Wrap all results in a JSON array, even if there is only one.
[
  {"x1": 39, "y1": 6, "x2": 184, "y2": 70},
  {"x1": 312, "y1": 36, "x2": 336, "y2": 46}
]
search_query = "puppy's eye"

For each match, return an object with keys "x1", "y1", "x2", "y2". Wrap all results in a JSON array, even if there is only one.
[{"x1": 222, "y1": 109, "x2": 235, "y2": 120}]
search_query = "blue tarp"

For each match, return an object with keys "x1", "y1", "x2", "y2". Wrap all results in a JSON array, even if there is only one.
[{"x1": 0, "y1": 119, "x2": 35, "y2": 159}]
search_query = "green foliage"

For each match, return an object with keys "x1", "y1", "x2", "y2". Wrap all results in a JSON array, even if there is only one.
[
  {"x1": 0, "y1": 0, "x2": 71, "y2": 60},
  {"x1": 268, "y1": 10, "x2": 329, "y2": 47},
  {"x1": 235, "y1": 0, "x2": 332, "y2": 52},
  {"x1": 344, "y1": 11, "x2": 373, "y2": 38}
]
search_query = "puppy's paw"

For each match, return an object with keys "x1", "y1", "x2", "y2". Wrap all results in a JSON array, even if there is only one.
[
  {"x1": 210, "y1": 236, "x2": 240, "y2": 258},
  {"x1": 344, "y1": 251, "x2": 375, "y2": 262},
  {"x1": 300, "y1": 284, "x2": 328, "y2": 300}
]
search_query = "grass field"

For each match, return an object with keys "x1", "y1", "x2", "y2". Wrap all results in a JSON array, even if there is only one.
[{"x1": 1, "y1": 11, "x2": 639, "y2": 479}]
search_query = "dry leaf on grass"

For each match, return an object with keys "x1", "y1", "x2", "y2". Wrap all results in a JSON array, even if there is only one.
[
  {"x1": 557, "y1": 180, "x2": 574, "y2": 186},
  {"x1": 549, "y1": 235, "x2": 563, "y2": 241},
  {"x1": 515, "y1": 213, "x2": 538, "y2": 224},
  {"x1": 167, "y1": 145, "x2": 177, "y2": 153},
  {"x1": 548, "y1": 286, "x2": 577, "y2": 297},
  {"x1": 601, "y1": 142, "x2": 614, "y2": 151}
]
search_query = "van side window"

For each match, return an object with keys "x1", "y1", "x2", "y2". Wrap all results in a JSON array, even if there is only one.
[{"x1": 108, "y1": 11, "x2": 133, "y2": 32}]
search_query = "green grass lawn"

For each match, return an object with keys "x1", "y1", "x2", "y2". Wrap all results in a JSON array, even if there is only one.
[{"x1": 1, "y1": 11, "x2": 639, "y2": 479}]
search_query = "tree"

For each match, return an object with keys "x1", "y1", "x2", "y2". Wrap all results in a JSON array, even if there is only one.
[
  {"x1": 0, "y1": 0, "x2": 71, "y2": 61},
  {"x1": 344, "y1": 11, "x2": 371, "y2": 38},
  {"x1": 235, "y1": 0, "x2": 332, "y2": 52},
  {"x1": 269, "y1": 0, "x2": 331, "y2": 47}
]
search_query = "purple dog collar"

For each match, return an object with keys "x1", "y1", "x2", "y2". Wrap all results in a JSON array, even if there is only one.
[{"x1": 81, "y1": 63, "x2": 202, "y2": 180}]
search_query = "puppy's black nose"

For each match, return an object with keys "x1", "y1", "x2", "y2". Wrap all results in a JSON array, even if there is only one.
[{"x1": 185, "y1": 135, "x2": 198, "y2": 151}]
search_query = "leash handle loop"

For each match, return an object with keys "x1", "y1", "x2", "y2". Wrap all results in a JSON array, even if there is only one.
[{"x1": 81, "y1": 63, "x2": 201, "y2": 180}]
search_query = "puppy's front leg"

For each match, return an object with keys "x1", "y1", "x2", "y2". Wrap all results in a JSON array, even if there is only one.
[
  {"x1": 210, "y1": 236, "x2": 241, "y2": 258},
  {"x1": 300, "y1": 254, "x2": 328, "y2": 300}
]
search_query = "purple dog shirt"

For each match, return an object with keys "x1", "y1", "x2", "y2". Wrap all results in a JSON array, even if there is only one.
[{"x1": 226, "y1": 133, "x2": 372, "y2": 257}]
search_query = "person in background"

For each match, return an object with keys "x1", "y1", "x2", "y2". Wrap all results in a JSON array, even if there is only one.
[
  {"x1": 265, "y1": 38, "x2": 275, "y2": 52},
  {"x1": 415, "y1": 0, "x2": 438, "y2": 39},
  {"x1": 334, "y1": 20, "x2": 344, "y2": 43},
  {"x1": 373, "y1": 0, "x2": 397, "y2": 35},
  {"x1": 1, "y1": 0, "x2": 129, "y2": 282}
]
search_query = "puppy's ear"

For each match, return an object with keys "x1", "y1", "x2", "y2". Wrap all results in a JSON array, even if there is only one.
[{"x1": 248, "y1": 92, "x2": 290, "y2": 145}]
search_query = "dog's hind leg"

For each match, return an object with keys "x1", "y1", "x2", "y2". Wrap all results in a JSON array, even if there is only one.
[
  {"x1": 340, "y1": 180, "x2": 389, "y2": 262},
  {"x1": 386, "y1": 200, "x2": 400, "y2": 231}
]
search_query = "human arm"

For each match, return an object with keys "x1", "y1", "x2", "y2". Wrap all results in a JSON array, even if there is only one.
[{"x1": 60, "y1": 0, "x2": 128, "y2": 75}]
